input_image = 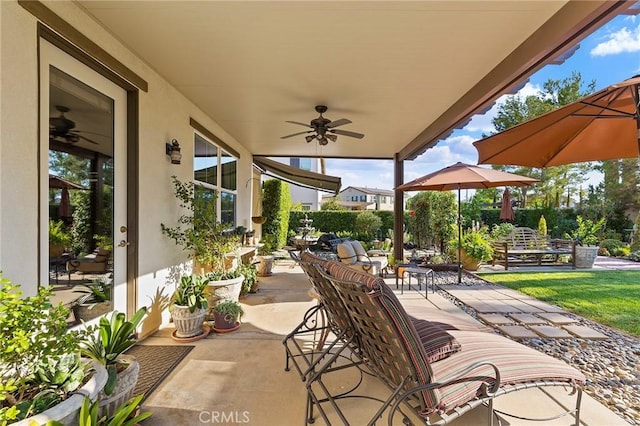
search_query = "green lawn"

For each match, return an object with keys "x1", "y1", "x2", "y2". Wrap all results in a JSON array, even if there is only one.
[{"x1": 476, "y1": 271, "x2": 640, "y2": 337}]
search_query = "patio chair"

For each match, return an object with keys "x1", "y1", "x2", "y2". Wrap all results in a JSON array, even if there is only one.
[
  {"x1": 284, "y1": 251, "x2": 371, "y2": 424},
  {"x1": 66, "y1": 247, "x2": 111, "y2": 275},
  {"x1": 336, "y1": 240, "x2": 388, "y2": 276},
  {"x1": 319, "y1": 260, "x2": 585, "y2": 425}
]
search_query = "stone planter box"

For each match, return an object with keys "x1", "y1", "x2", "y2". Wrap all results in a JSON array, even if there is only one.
[{"x1": 575, "y1": 245, "x2": 599, "y2": 268}]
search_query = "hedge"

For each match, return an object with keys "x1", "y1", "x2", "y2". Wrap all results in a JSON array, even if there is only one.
[
  {"x1": 262, "y1": 179, "x2": 291, "y2": 248},
  {"x1": 289, "y1": 210, "x2": 394, "y2": 239}
]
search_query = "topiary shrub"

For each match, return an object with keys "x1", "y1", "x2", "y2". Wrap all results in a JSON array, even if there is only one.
[
  {"x1": 538, "y1": 215, "x2": 547, "y2": 236},
  {"x1": 262, "y1": 179, "x2": 291, "y2": 249},
  {"x1": 354, "y1": 211, "x2": 382, "y2": 241}
]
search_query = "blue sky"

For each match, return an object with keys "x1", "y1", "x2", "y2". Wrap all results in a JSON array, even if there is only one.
[{"x1": 326, "y1": 13, "x2": 640, "y2": 195}]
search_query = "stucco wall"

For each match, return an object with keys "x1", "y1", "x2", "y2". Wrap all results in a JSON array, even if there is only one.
[{"x1": 0, "y1": 1, "x2": 255, "y2": 332}]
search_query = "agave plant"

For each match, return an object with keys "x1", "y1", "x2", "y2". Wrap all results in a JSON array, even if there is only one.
[{"x1": 80, "y1": 308, "x2": 147, "y2": 396}]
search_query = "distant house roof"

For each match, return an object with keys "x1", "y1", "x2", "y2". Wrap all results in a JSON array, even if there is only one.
[{"x1": 341, "y1": 186, "x2": 395, "y2": 197}]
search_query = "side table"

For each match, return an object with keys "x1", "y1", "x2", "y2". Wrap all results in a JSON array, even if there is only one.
[{"x1": 395, "y1": 264, "x2": 435, "y2": 299}]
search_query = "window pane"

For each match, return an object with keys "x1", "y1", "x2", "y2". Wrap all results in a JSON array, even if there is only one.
[
  {"x1": 194, "y1": 134, "x2": 217, "y2": 186},
  {"x1": 299, "y1": 158, "x2": 312, "y2": 171},
  {"x1": 221, "y1": 151, "x2": 236, "y2": 191},
  {"x1": 221, "y1": 192, "x2": 236, "y2": 225}
]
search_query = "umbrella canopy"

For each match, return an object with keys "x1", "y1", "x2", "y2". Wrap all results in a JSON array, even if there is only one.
[
  {"x1": 473, "y1": 75, "x2": 640, "y2": 167},
  {"x1": 396, "y1": 162, "x2": 538, "y2": 282},
  {"x1": 49, "y1": 174, "x2": 86, "y2": 190},
  {"x1": 58, "y1": 187, "x2": 72, "y2": 219},
  {"x1": 499, "y1": 188, "x2": 515, "y2": 222}
]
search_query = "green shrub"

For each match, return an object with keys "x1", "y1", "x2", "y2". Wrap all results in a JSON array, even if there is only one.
[
  {"x1": 566, "y1": 216, "x2": 606, "y2": 246},
  {"x1": 451, "y1": 229, "x2": 493, "y2": 261},
  {"x1": 599, "y1": 239, "x2": 626, "y2": 257},
  {"x1": 355, "y1": 211, "x2": 382, "y2": 240},
  {"x1": 490, "y1": 222, "x2": 515, "y2": 240},
  {"x1": 263, "y1": 179, "x2": 291, "y2": 249},
  {"x1": 538, "y1": 215, "x2": 547, "y2": 236}
]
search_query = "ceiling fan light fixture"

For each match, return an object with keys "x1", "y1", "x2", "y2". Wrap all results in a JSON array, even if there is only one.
[
  {"x1": 305, "y1": 135, "x2": 315, "y2": 143},
  {"x1": 319, "y1": 137, "x2": 329, "y2": 146},
  {"x1": 327, "y1": 134, "x2": 337, "y2": 142}
]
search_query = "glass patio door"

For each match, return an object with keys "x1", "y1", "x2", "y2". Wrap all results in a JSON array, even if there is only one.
[{"x1": 40, "y1": 39, "x2": 128, "y2": 320}]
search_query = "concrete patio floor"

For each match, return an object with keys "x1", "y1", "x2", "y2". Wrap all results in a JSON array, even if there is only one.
[{"x1": 138, "y1": 261, "x2": 628, "y2": 425}]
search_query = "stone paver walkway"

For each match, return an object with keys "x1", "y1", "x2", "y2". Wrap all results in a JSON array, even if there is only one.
[{"x1": 441, "y1": 284, "x2": 608, "y2": 340}]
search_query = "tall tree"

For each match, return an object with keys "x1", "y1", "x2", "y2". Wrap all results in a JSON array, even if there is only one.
[{"x1": 488, "y1": 72, "x2": 595, "y2": 208}]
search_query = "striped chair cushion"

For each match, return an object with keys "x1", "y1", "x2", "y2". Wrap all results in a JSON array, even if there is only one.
[
  {"x1": 427, "y1": 330, "x2": 585, "y2": 416},
  {"x1": 411, "y1": 318, "x2": 461, "y2": 363},
  {"x1": 326, "y1": 261, "x2": 384, "y2": 290}
]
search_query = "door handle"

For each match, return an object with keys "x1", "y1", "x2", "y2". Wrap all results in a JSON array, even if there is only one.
[{"x1": 118, "y1": 240, "x2": 131, "y2": 247}]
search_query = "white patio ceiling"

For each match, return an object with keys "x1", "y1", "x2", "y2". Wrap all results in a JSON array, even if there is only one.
[{"x1": 76, "y1": 1, "x2": 630, "y2": 161}]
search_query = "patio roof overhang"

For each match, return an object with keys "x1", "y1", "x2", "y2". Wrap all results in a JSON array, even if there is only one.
[
  {"x1": 253, "y1": 156, "x2": 341, "y2": 194},
  {"x1": 70, "y1": 1, "x2": 635, "y2": 162}
]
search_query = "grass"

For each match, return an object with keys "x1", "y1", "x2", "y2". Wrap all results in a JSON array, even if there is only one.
[{"x1": 476, "y1": 271, "x2": 640, "y2": 337}]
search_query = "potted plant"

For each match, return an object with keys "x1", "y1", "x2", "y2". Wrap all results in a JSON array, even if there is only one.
[
  {"x1": 0, "y1": 275, "x2": 107, "y2": 425},
  {"x1": 50, "y1": 219, "x2": 72, "y2": 258},
  {"x1": 452, "y1": 229, "x2": 493, "y2": 271},
  {"x1": 73, "y1": 278, "x2": 113, "y2": 323},
  {"x1": 161, "y1": 176, "x2": 244, "y2": 314},
  {"x1": 80, "y1": 307, "x2": 147, "y2": 418},
  {"x1": 568, "y1": 216, "x2": 605, "y2": 268},
  {"x1": 212, "y1": 300, "x2": 244, "y2": 332},
  {"x1": 238, "y1": 263, "x2": 259, "y2": 297},
  {"x1": 161, "y1": 176, "x2": 240, "y2": 275},
  {"x1": 256, "y1": 235, "x2": 276, "y2": 277},
  {"x1": 170, "y1": 274, "x2": 209, "y2": 339},
  {"x1": 47, "y1": 394, "x2": 152, "y2": 426}
]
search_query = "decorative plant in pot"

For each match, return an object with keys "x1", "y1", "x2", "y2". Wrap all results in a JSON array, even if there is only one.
[
  {"x1": 79, "y1": 307, "x2": 147, "y2": 418},
  {"x1": 169, "y1": 274, "x2": 209, "y2": 339},
  {"x1": 212, "y1": 300, "x2": 244, "y2": 333},
  {"x1": 256, "y1": 234, "x2": 276, "y2": 277},
  {"x1": 452, "y1": 229, "x2": 493, "y2": 271},
  {"x1": 49, "y1": 219, "x2": 72, "y2": 258},
  {"x1": 0, "y1": 275, "x2": 107, "y2": 425},
  {"x1": 73, "y1": 277, "x2": 113, "y2": 323},
  {"x1": 161, "y1": 176, "x2": 243, "y2": 314},
  {"x1": 567, "y1": 216, "x2": 605, "y2": 268},
  {"x1": 47, "y1": 393, "x2": 151, "y2": 426},
  {"x1": 238, "y1": 263, "x2": 259, "y2": 297}
]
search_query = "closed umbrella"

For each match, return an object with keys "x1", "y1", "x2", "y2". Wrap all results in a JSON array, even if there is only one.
[
  {"x1": 396, "y1": 162, "x2": 538, "y2": 283},
  {"x1": 58, "y1": 187, "x2": 72, "y2": 219},
  {"x1": 499, "y1": 188, "x2": 515, "y2": 222},
  {"x1": 473, "y1": 75, "x2": 640, "y2": 167}
]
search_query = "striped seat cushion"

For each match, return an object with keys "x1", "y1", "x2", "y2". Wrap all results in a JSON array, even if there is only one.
[
  {"x1": 427, "y1": 330, "x2": 585, "y2": 416},
  {"x1": 411, "y1": 318, "x2": 461, "y2": 363}
]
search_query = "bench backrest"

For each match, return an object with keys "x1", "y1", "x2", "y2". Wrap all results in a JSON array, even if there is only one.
[{"x1": 509, "y1": 227, "x2": 549, "y2": 250}]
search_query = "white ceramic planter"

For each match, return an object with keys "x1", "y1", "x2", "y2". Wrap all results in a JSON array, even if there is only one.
[
  {"x1": 207, "y1": 275, "x2": 244, "y2": 308},
  {"x1": 171, "y1": 304, "x2": 207, "y2": 338},
  {"x1": 15, "y1": 360, "x2": 108, "y2": 426},
  {"x1": 98, "y1": 355, "x2": 139, "y2": 418}
]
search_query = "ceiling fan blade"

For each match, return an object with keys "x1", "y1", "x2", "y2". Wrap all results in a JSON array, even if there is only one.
[
  {"x1": 330, "y1": 129, "x2": 365, "y2": 139},
  {"x1": 72, "y1": 129, "x2": 109, "y2": 137},
  {"x1": 285, "y1": 120, "x2": 312, "y2": 128},
  {"x1": 280, "y1": 130, "x2": 313, "y2": 139},
  {"x1": 326, "y1": 118, "x2": 352, "y2": 128}
]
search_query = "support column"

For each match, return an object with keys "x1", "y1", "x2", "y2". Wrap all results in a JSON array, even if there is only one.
[{"x1": 394, "y1": 154, "x2": 404, "y2": 265}]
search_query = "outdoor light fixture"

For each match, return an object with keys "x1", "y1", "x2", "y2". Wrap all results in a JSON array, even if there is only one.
[{"x1": 166, "y1": 139, "x2": 182, "y2": 164}]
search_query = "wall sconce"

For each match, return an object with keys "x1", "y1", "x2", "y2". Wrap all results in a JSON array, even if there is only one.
[{"x1": 166, "y1": 139, "x2": 182, "y2": 164}]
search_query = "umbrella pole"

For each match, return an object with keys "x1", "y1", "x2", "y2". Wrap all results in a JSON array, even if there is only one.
[{"x1": 457, "y1": 186, "x2": 462, "y2": 284}]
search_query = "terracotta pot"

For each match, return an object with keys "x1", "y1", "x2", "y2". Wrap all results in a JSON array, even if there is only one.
[
  {"x1": 256, "y1": 256, "x2": 274, "y2": 277},
  {"x1": 170, "y1": 304, "x2": 206, "y2": 338},
  {"x1": 213, "y1": 311, "x2": 239, "y2": 330},
  {"x1": 460, "y1": 249, "x2": 481, "y2": 271}
]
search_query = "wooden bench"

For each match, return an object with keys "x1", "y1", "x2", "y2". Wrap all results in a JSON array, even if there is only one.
[{"x1": 492, "y1": 227, "x2": 576, "y2": 270}]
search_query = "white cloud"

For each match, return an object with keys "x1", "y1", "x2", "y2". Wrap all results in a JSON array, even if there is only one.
[{"x1": 591, "y1": 24, "x2": 640, "y2": 56}]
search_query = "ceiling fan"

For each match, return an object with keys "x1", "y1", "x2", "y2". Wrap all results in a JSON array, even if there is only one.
[
  {"x1": 49, "y1": 105, "x2": 102, "y2": 145},
  {"x1": 281, "y1": 105, "x2": 364, "y2": 145}
]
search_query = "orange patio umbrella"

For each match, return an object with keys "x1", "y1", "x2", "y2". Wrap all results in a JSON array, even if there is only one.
[
  {"x1": 473, "y1": 75, "x2": 640, "y2": 167},
  {"x1": 396, "y1": 162, "x2": 538, "y2": 282}
]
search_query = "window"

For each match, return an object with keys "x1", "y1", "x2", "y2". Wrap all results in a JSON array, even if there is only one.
[
  {"x1": 290, "y1": 157, "x2": 312, "y2": 171},
  {"x1": 360, "y1": 195, "x2": 366, "y2": 202},
  {"x1": 301, "y1": 204, "x2": 311, "y2": 211},
  {"x1": 194, "y1": 133, "x2": 237, "y2": 225}
]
